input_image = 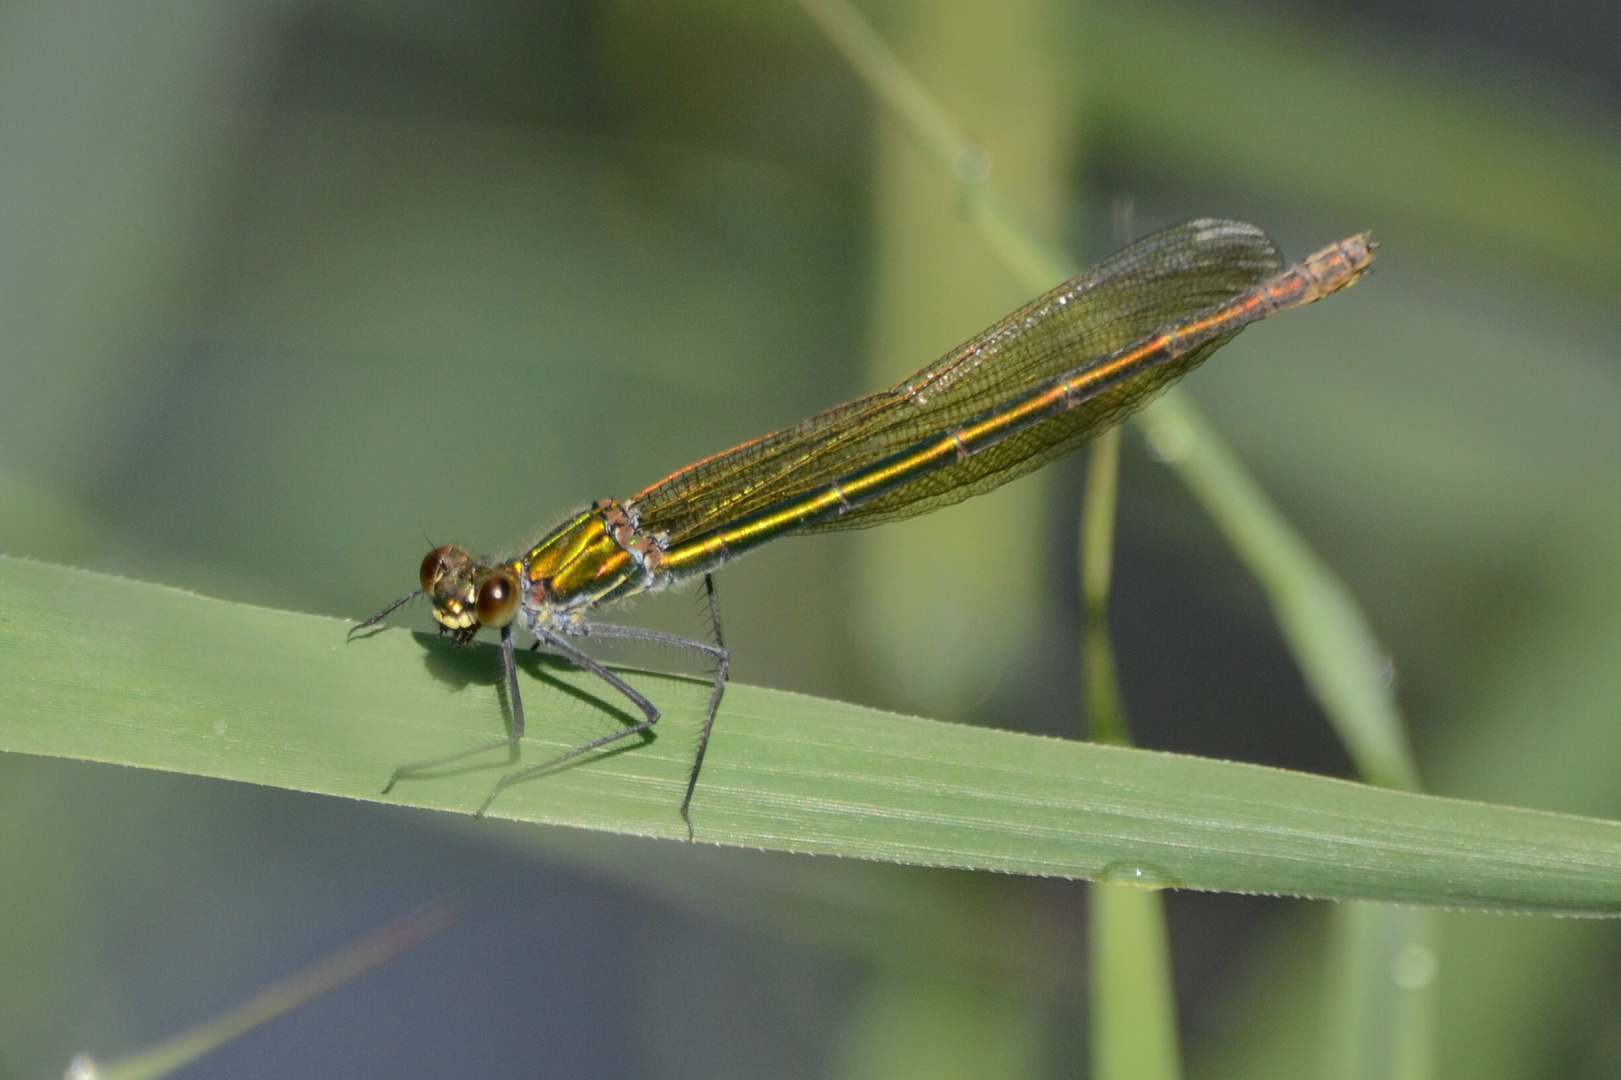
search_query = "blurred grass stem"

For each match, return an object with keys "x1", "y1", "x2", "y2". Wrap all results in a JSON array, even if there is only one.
[
  {"x1": 1083, "y1": 423, "x2": 1184, "y2": 1080},
  {"x1": 1081, "y1": 424, "x2": 1129, "y2": 748},
  {"x1": 86, "y1": 904, "x2": 453, "y2": 1080}
]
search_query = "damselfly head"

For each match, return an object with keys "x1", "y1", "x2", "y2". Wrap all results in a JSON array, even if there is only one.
[{"x1": 419, "y1": 545, "x2": 520, "y2": 642}]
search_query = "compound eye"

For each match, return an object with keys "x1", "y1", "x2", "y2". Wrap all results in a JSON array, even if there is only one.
[
  {"x1": 475, "y1": 571, "x2": 520, "y2": 628},
  {"x1": 420, "y1": 545, "x2": 455, "y2": 592}
]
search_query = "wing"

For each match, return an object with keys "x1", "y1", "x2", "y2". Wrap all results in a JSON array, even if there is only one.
[{"x1": 629, "y1": 218, "x2": 1283, "y2": 542}]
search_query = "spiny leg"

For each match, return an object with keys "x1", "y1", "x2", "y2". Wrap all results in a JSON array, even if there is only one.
[
  {"x1": 568, "y1": 575, "x2": 729, "y2": 838},
  {"x1": 381, "y1": 625, "x2": 524, "y2": 794},
  {"x1": 476, "y1": 628, "x2": 663, "y2": 816},
  {"x1": 684, "y1": 575, "x2": 729, "y2": 835}
]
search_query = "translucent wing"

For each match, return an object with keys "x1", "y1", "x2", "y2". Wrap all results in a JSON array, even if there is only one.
[{"x1": 630, "y1": 219, "x2": 1282, "y2": 542}]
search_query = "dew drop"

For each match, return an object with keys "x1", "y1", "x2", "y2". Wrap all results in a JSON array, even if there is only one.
[
  {"x1": 213, "y1": 719, "x2": 228, "y2": 736},
  {"x1": 1098, "y1": 861, "x2": 1180, "y2": 889}
]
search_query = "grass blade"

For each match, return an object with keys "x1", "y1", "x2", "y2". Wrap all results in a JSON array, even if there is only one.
[{"x1": 4, "y1": 556, "x2": 1621, "y2": 912}]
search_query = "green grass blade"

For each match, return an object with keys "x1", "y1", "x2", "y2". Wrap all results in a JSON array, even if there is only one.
[{"x1": 4, "y1": 555, "x2": 1621, "y2": 912}]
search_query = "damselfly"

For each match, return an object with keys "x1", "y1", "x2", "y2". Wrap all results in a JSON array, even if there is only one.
[{"x1": 354, "y1": 218, "x2": 1374, "y2": 832}]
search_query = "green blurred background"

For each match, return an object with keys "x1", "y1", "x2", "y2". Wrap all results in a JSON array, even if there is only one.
[{"x1": 0, "y1": 0, "x2": 1618, "y2": 1076}]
